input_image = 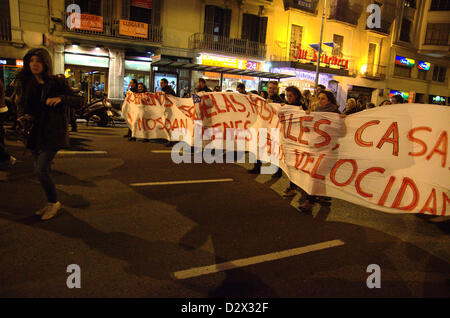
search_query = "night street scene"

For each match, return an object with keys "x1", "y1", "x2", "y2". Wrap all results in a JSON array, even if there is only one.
[{"x1": 0, "y1": 0, "x2": 449, "y2": 310}]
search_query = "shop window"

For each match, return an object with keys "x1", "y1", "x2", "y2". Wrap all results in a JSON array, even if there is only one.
[
  {"x1": 418, "y1": 69, "x2": 428, "y2": 80},
  {"x1": 432, "y1": 65, "x2": 446, "y2": 82},
  {"x1": 130, "y1": 6, "x2": 151, "y2": 23},
  {"x1": 332, "y1": 34, "x2": 344, "y2": 57},
  {"x1": 424, "y1": 23, "x2": 450, "y2": 45},
  {"x1": 394, "y1": 64, "x2": 411, "y2": 77},
  {"x1": 430, "y1": 0, "x2": 450, "y2": 10},
  {"x1": 289, "y1": 25, "x2": 303, "y2": 61},
  {"x1": 204, "y1": 6, "x2": 231, "y2": 37},
  {"x1": 242, "y1": 14, "x2": 268, "y2": 44},
  {"x1": 66, "y1": 0, "x2": 101, "y2": 15},
  {"x1": 399, "y1": 18, "x2": 412, "y2": 42}
]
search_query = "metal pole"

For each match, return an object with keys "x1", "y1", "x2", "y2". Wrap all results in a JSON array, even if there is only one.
[{"x1": 314, "y1": 0, "x2": 327, "y2": 92}]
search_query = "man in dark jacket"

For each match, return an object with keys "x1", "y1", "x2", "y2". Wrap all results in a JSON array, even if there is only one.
[{"x1": 160, "y1": 78, "x2": 176, "y2": 96}]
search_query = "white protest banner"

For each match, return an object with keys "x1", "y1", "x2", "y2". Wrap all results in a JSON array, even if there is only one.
[{"x1": 122, "y1": 92, "x2": 449, "y2": 215}]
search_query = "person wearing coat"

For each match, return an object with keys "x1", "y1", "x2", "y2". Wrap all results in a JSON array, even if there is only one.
[{"x1": 15, "y1": 48, "x2": 84, "y2": 220}]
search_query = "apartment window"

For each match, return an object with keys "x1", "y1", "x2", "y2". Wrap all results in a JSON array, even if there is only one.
[
  {"x1": 432, "y1": 65, "x2": 447, "y2": 82},
  {"x1": 289, "y1": 25, "x2": 303, "y2": 60},
  {"x1": 204, "y1": 6, "x2": 231, "y2": 37},
  {"x1": 399, "y1": 18, "x2": 412, "y2": 42},
  {"x1": 430, "y1": 0, "x2": 450, "y2": 10},
  {"x1": 394, "y1": 64, "x2": 411, "y2": 77},
  {"x1": 418, "y1": 69, "x2": 428, "y2": 80},
  {"x1": 332, "y1": 34, "x2": 344, "y2": 57},
  {"x1": 0, "y1": 0, "x2": 10, "y2": 41},
  {"x1": 66, "y1": 0, "x2": 102, "y2": 15},
  {"x1": 130, "y1": 0, "x2": 152, "y2": 23},
  {"x1": 242, "y1": 14, "x2": 268, "y2": 44},
  {"x1": 424, "y1": 23, "x2": 450, "y2": 45}
]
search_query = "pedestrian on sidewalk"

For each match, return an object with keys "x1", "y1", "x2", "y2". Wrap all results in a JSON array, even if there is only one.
[
  {"x1": 124, "y1": 79, "x2": 138, "y2": 141},
  {"x1": 15, "y1": 48, "x2": 84, "y2": 220}
]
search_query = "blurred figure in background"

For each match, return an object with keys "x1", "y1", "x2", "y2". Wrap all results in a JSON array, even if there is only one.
[
  {"x1": 391, "y1": 94, "x2": 404, "y2": 104},
  {"x1": 195, "y1": 78, "x2": 212, "y2": 93},
  {"x1": 236, "y1": 83, "x2": 246, "y2": 94}
]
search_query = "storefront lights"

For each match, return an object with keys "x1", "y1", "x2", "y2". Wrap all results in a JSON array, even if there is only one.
[{"x1": 360, "y1": 64, "x2": 367, "y2": 74}]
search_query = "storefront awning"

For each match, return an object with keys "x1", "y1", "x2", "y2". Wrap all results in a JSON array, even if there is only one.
[
  {"x1": 152, "y1": 60, "x2": 295, "y2": 79},
  {"x1": 271, "y1": 61, "x2": 351, "y2": 77}
]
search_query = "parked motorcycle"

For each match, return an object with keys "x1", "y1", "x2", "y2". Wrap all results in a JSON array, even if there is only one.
[{"x1": 76, "y1": 92, "x2": 112, "y2": 127}]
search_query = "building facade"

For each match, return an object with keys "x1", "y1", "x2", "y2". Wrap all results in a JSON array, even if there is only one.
[{"x1": 0, "y1": 0, "x2": 448, "y2": 107}]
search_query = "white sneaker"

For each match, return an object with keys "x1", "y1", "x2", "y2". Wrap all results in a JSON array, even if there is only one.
[
  {"x1": 41, "y1": 201, "x2": 61, "y2": 220},
  {"x1": 35, "y1": 204, "x2": 50, "y2": 216}
]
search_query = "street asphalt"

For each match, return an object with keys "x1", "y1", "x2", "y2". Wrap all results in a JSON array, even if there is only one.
[{"x1": 0, "y1": 122, "x2": 449, "y2": 298}]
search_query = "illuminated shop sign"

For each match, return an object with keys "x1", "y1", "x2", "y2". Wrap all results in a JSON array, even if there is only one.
[
  {"x1": 432, "y1": 96, "x2": 445, "y2": 103},
  {"x1": 0, "y1": 59, "x2": 6, "y2": 65},
  {"x1": 64, "y1": 53, "x2": 109, "y2": 68},
  {"x1": 16, "y1": 60, "x2": 23, "y2": 67},
  {"x1": 273, "y1": 67, "x2": 333, "y2": 87},
  {"x1": 199, "y1": 54, "x2": 264, "y2": 71},
  {"x1": 125, "y1": 60, "x2": 151, "y2": 71},
  {"x1": 389, "y1": 90, "x2": 409, "y2": 100},
  {"x1": 293, "y1": 46, "x2": 349, "y2": 69},
  {"x1": 395, "y1": 55, "x2": 415, "y2": 67},
  {"x1": 418, "y1": 61, "x2": 430, "y2": 71}
]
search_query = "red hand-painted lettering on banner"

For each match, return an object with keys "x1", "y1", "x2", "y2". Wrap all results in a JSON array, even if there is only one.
[
  {"x1": 286, "y1": 115, "x2": 297, "y2": 142},
  {"x1": 378, "y1": 176, "x2": 396, "y2": 207},
  {"x1": 229, "y1": 95, "x2": 246, "y2": 112},
  {"x1": 294, "y1": 150, "x2": 306, "y2": 169},
  {"x1": 355, "y1": 167, "x2": 385, "y2": 198},
  {"x1": 420, "y1": 188, "x2": 437, "y2": 215},
  {"x1": 376, "y1": 122, "x2": 399, "y2": 156},
  {"x1": 408, "y1": 126, "x2": 432, "y2": 156},
  {"x1": 426, "y1": 130, "x2": 447, "y2": 168},
  {"x1": 391, "y1": 177, "x2": 419, "y2": 211},
  {"x1": 298, "y1": 116, "x2": 313, "y2": 145},
  {"x1": 210, "y1": 95, "x2": 226, "y2": 114},
  {"x1": 442, "y1": 192, "x2": 450, "y2": 216},
  {"x1": 310, "y1": 154, "x2": 326, "y2": 180},
  {"x1": 221, "y1": 94, "x2": 236, "y2": 113},
  {"x1": 314, "y1": 119, "x2": 332, "y2": 148},
  {"x1": 200, "y1": 95, "x2": 217, "y2": 119},
  {"x1": 300, "y1": 152, "x2": 315, "y2": 174},
  {"x1": 330, "y1": 159, "x2": 358, "y2": 187},
  {"x1": 355, "y1": 120, "x2": 380, "y2": 147},
  {"x1": 164, "y1": 95, "x2": 174, "y2": 108}
]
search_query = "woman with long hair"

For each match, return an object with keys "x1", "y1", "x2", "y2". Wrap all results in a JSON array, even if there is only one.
[
  {"x1": 15, "y1": 48, "x2": 83, "y2": 220},
  {"x1": 280, "y1": 86, "x2": 306, "y2": 196}
]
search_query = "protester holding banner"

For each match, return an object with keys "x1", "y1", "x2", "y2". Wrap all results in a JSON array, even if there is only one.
[
  {"x1": 391, "y1": 94, "x2": 404, "y2": 104},
  {"x1": 160, "y1": 78, "x2": 176, "y2": 96},
  {"x1": 249, "y1": 81, "x2": 284, "y2": 175},
  {"x1": 124, "y1": 79, "x2": 138, "y2": 141},
  {"x1": 137, "y1": 83, "x2": 147, "y2": 94},
  {"x1": 195, "y1": 78, "x2": 212, "y2": 93},
  {"x1": 15, "y1": 48, "x2": 83, "y2": 220},
  {"x1": 237, "y1": 83, "x2": 246, "y2": 94},
  {"x1": 298, "y1": 89, "x2": 343, "y2": 212},
  {"x1": 282, "y1": 86, "x2": 308, "y2": 197}
]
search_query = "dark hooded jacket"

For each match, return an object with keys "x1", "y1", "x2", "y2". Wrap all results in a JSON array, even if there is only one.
[{"x1": 15, "y1": 48, "x2": 83, "y2": 151}]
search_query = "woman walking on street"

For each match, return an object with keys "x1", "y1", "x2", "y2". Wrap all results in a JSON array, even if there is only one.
[{"x1": 15, "y1": 48, "x2": 83, "y2": 220}]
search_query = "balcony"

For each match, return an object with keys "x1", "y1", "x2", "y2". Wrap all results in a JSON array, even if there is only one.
[
  {"x1": 189, "y1": 33, "x2": 267, "y2": 60},
  {"x1": 63, "y1": 13, "x2": 162, "y2": 44},
  {"x1": 362, "y1": 64, "x2": 387, "y2": 80},
  {"x1": 0, "y1": 17, "x2": 11, "y2": 42},
  {"x1": 328, "y1": 0, "x2": 363, "y2": 26},
  {"x1": 283, "y1": 0, "x2": 319, "y2": 15}
]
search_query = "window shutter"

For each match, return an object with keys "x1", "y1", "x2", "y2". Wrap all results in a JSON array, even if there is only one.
[
  {"x1": 122, "y1": 0, "x2": 131, "y2": 19},
  {"x1": 258, "y1": 16, "x2": 268, "y2": 44},
  {"x1": 223, "y1": 9, "x2": 231, "y2": 37},
  {"x1": 204, "y1": 5, "x2": 215, "y2": 34},
  {"x1": 241, "y1": 14, "x2": 250, "y2": 40}
]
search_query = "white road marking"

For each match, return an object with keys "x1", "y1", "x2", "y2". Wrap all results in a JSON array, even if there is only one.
[
  {"x1": 173, "y1": 239, "x2": 345, "y2": 280},
  {"x1": 57, "y1": 151, "x2": 108, "y2": 155},
  {"x1": 130, "y1": 178, "x2": 234, "y2": 187}
]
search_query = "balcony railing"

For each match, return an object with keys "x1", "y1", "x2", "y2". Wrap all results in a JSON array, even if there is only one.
[
  {"x1": 362, "y1": 65, "x2": 387, "y2": 80},
  {"x1": 189, "y1": 33, "x2": 267, "y2": 60},
  {"x1": 328, "y1": 0, "x2": 363, "y2": 26},
  {"x1": 63, "y1": 13, "x2": 162, "y2": 43},
  {"x1": 424, "y1": 38, "x2": 450, "y2": 46},
  {"x1": 0, "y1": 17, "x2": 11, "y2": 42}
]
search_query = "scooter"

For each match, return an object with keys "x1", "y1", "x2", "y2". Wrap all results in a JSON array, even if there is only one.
[{"x1": 76, "y1": 92, "x2": 111, "y2": 127}]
